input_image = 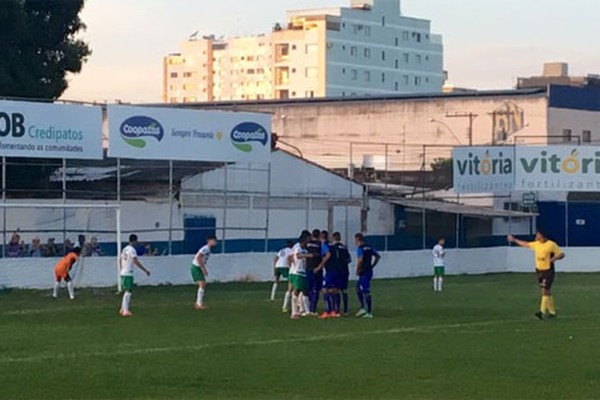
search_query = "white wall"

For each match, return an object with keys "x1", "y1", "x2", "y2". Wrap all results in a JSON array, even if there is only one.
[
  {"x1": 2, "y1": 247, "x2": 598, "y2": 290},
  {"x1": 548, "y1": 107, "x2": 600, "y2": 143}
]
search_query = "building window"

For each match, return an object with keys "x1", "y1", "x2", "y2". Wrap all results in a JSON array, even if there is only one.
[
  {"x1": 563, "y1": 129, "x2": 572, "y2": 143},
  {"x1": 415, "y1": 76, "x2": 422, "y2": 86},
  {"x1": 247, "y1": 69, "x2": 255, "y2": 74},
  {"x1": 381, "y1": 73, "x2": 386, "y2": 83},
  {"x1": 403, "y1": 75, "x2": 409, "y2": 85},
  {"x1": 416, "y1": 54, "x2": 422, "y2": 64},
  {"x1": 381, "y1": 51, "x2": 386, "y2": 61},
  {"x1": 170, "y1": 72, "x2": 178, "y2": 78},
  {"x1": 305, "y1": 90, "x2": 315, "y2": 98},
  {"x1": 364, "y1": 48, "x2": 371, "y2": 58},
  {"x1": 292, "y1": 44, "x2": 297, "y2": 50},
  {"x1": 395, "y1": 81, "x2": 399, "y2": 91},
  {"x1": 364, "y1": 71, "x2": 371, "y2": 82},
  {"x1": 306, "y1": 44, "x2": 318, "y2": 54},
  {"x1": 583, "y1": 130, "x2": 592, "y2": 143},
  {"x1": 350, "y1": 46, "x2": 357, "y2": 56},
  {"x1": 365, "y1": 26, "x2": 371, "y2": 36},
  {"x1": 395, "y1": 59, "x2": 399, "y2": 69},
  {"x1": 305, "y1": 67, "x2": 317, "y2": 78},
  {"x1": 402, "y1": 31, "x2": 409, "y2": 41},
  {"x1": 183, "y1": 72, "x2": 193, "y2": 78},
  {"x1": 403, "y1": 53, "x2": 409, "y2": 63},
  {"x1": 292, "y1": 68, "x2": 296, "y2": 73},
  {"x1": 342, "y1": 68, "x2": 346, "y2": 74},
  {"x1": 351, "y1": 69, "x2": 358, "y2": 80},
  {"x1": 395, "y1": 37, "x2": 399, "y2": 46},
  {"x1": 382, "y1": 16, "x2": 385, "y2": 26}
]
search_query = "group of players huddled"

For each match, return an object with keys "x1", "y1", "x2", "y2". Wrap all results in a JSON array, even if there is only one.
[{"x1": 270, "y1": 229, "x2": 381, "y2": 319}]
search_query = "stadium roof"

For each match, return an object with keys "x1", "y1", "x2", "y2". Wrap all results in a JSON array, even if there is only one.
[{"x1": 391, "y1": 199, "x2": 537, "y2": 219}]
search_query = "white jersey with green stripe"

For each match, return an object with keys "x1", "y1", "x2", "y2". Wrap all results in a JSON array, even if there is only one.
[{"x1": 193, "y1": 245, "x2": 211, "y2": 267}]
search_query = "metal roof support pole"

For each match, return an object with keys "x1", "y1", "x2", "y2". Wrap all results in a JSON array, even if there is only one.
[
  {"x1": 264, "y1": 162, "x2": 272, "y2": 253},
  {"x1": 384, "y1": 143, "x2": 389, "y2": 252},
  {"x1": 62, "y1": 158, "x2": 67, "y2": 247},
  {"x1": 2, "y1": 157, "x2": 5, "y2": 258},
  {"x1": 455, "y1": 194, "x2": 460, "y2": 249},
  {"x1": 565, "y1": 198, "x2": 569, "y2": 247},
  {"x1": 422, "y1": 207, "x2": 426, "y2": 250},
  {"x1": 168, "y1": 160, "x2": 173, "y2": 255},
  {"x1": 222, "y1": 163, "x2": 228, "y2": 254}
]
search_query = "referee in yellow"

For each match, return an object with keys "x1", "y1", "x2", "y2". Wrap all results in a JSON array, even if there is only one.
[{"x1": 508, "y1": 230, "x2": 565, "y2": 320}]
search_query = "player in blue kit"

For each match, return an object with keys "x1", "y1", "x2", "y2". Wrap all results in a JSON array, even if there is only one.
[
  {"x1": 306, "y1": 229, "x2": 323, "y2": 315},
  {"x1": 320, "y1": 231, "x2": 352, "y2": 318},
  {"x1": 317, "y1": 230, "x2": 336, "y2": 319},
  {"x1": 354, "y1": 233, "x2": 380, "y2": 319}
]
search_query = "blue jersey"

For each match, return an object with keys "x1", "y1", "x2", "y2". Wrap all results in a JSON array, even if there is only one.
[
  {"x1": 321, "y1": 241, "x2": 333, "y2": 268},
  {"x1": 357, "y1": 243, "x2": 379, "y2": 270},
  {"x1": 306, "y1": 239, "x2": 322, "y2": 270},
  {"x1": 331, "y1": 242, "x2": 351, "y2": 273}
]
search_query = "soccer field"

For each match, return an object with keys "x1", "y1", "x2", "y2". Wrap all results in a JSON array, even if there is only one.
[{"x1": 1, "y1": 273, "x2": 600, "y2": 400}]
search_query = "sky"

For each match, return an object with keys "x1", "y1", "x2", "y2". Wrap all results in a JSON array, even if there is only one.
[{"x1": 62, "y1": 0, "x2": 600, "y2": 103}]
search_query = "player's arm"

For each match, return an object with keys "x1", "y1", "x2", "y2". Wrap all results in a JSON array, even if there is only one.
[
  {"x1": 195, "y1": 252, "x2": 208, "y2": 277},
  {"x1": 550, "y1": 243, "x2": 565, "y2": 262},
  {"x1": 315, "y1": 250, "x2": 331, "y2": 273},
  {"x1": 372, "y1": 251, "x2": 381, "y2": 269},
  {"x1": 273, "y1": 255, "x2": 279, "y2": 274},
  {"x1": 134, "y1": 257, "x2": 151, "y2": 276},
  {"x1": 507, "y1": 235, "x2": 531, "y2": 248}
]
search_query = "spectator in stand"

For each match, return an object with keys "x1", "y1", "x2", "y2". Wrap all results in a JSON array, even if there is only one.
[
  {"x1": 28, "y1": 237, "x2": 43, "y2": 258},
  {"x1": 63, "y1": 238, "x2": 75, "y2": 255},
  {"x1": 5, "y1": 233, "x2": 23, "y2": 257},
  {"x1": 43, "y1": 238, "x2": 58, "y2": 257},
  {"x1": 84, "y1": 236, "x2": 103, "y2": 257}
]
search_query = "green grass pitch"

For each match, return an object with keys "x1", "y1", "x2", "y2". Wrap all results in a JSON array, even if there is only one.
[{"x1": 1, "y1": 273, "x2": 600, "y2": 399}]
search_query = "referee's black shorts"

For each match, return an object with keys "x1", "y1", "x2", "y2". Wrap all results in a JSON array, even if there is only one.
[{"x1": 536, "y1": 267, "x2": 555, "y2": 290}]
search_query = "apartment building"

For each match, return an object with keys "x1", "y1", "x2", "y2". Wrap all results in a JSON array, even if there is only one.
[{"x1": 163, "y1": 0, "x2": 444, "y2": 103}]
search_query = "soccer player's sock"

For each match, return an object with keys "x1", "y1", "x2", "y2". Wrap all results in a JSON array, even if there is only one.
[
  {"x1": 313, "y1": 291, "x2": 320, "y2": 313},
  {"x1": 357, "y1": 290, "x2": 365, "y2": 309},
  {"x1": 365, "y1": 293, "x2": 372, "y2": 314},
  {"x1": 302, "y1": 294, "x2": 310, "y2": 314},
  {"x1": 433, "y1": 277, "x2": 437, "y2": 291},
  {"x1": 197, "y1": 288, "x2": 205, "y2": 306},
  {"x1": 122, "y1": 291, "x2": 131, "y2": 313},
  {"x1": 283, "y1": 291, "x2": 291, "y2": 310},
  {"x1": 291, "y1": 293, "x2": 299, "y2": 316},
  {"x1": 67, "y1": 281, "x2": 75, "y2": 299},
  {"x1": 52, "y1": 282, "x2": 59, "y2": 298},
  {"x1": 547, "y1": 296, "x2": 556, "y2": 315},
  {"x1": 540, "y1": 295, "x2": 548, "y2": 314},
  {"x1": 342, "y1": 292, "x2": 349, "y2": 313},
  {"x1": 324, "y1": 293, "x2": 331, "y2": 313},
  {"x1": 438, "y1": 277, "x2": 443, "y2": 292},
  {"x1": 334, "y1": 293, "x2": 341, "y2": 313},
  {"x1": 270, "y1": 283, "x2": 278, "y2": 301}
]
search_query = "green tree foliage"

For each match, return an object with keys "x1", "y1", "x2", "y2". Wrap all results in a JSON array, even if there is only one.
[{"x1": 0, "y1": 0, "x2": 90, "y2": 100}]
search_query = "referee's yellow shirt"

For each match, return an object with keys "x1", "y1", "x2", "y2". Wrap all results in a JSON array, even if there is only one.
[{"x1": 528, "y1": 240, "x2": 562, "y2": 271}]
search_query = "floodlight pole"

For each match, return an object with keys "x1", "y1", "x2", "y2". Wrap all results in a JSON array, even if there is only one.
[{"x1": 2, "y1": 157, "x2": 5, "y2": 259}]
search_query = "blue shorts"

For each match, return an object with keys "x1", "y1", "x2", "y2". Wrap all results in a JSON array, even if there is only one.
[
  {"x1": 324, "y1": 270, "x2": 339, "y2": 289},
  {"x1": 357, "y1": 269, "x2": 373, "y2": 293}
]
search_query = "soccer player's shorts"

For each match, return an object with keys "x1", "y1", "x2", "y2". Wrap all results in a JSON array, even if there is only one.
[
  {"x1": 121, "y1": 275, "x2": 135, "y2": 291},
  {"x1": 54, "y1": 268, "x2": 70, "y2": 282},
  {"x1": 190, "y1": 265, "x2": 206, "y2": 282},
  {"x1": 290, "y1": 274, "x2": 308, "y2": 293},
  {"x1": 275, "y1": 267, "x2": 289, "y2": 280},
  {"x1": 324, "y1": 270, "x2": 339, "y2": 289},
  {"x1": 537, "y1": 268, "x2": 555, "y2": 290},
  {"x1": 357, "y1": 269, "x2": 373, "y2": 294},
  {"x1": 434, "y1": 266, "x2": 445, "y2": 276}
]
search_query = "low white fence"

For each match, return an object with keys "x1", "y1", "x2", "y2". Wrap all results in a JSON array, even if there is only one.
[{"x1": 0, "y1": 247, "x2": 598, "y2": 290}]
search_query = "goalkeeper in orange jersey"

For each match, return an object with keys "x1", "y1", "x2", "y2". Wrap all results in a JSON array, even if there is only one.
[{"x1": 52, "y1": 247, "x2": 81, "y2": 300}]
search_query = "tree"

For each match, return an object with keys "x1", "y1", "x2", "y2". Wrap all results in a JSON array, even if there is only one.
[
  {"x1": 430, "y1": 157, "x2": 453, "y2": 189},
  {"x1": 0, "y1": 0, "x2": 90, "y2": 100}
]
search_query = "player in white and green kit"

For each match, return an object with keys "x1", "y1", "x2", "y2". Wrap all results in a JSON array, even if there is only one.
[
  {"x1": 119, "y1": 234, "x2": 151, "y2": 317},
  {"x1": 191, "y1": 234, "x2": 218, "y2": 310},
  {"x1": 432, "y1": 238, "x2": 446, "y2": 292},
  {"x1": 270, "y1": 241, "x2": 294, "y2": 308},
  {"x1": 290, "y1": 233, "x2": 313, "y2": 319}
]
